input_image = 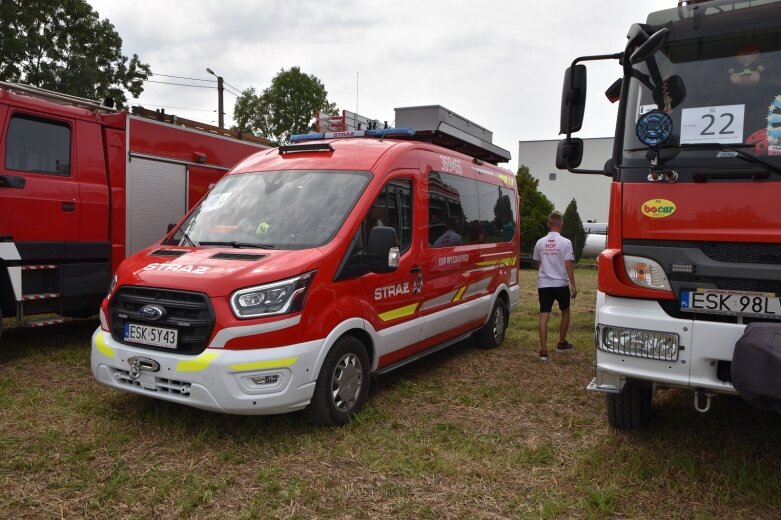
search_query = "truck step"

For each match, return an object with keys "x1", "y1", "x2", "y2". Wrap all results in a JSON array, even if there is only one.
[
  {"x1": 22, "y1": 317, "x2": 66, "y2": 328},
  {"x1": 21, "y1": 264, "x2": 59, "y2": 271},
  {"x1": 22, "y1": 293, "x2": 61, "y2": 301}
]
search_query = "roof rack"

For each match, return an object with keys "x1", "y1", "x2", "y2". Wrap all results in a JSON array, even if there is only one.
[
  {"x1": 291, "y1": 105, "x2": 511, "y2": 165},
  {"x1": 0, "y1": 80, "x2": 117, "y2": 113}
]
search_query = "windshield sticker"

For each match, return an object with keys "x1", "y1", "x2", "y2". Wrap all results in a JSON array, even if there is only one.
[
  {"x1": 680, "y1": 105, "x2": 744, "y2": 145},
  {"x1": 642, "y1": 199, "x2": 676, "y2": 219},
  {"x1": 767, "y1": 95, "x2": 781, "y2": 155},
  {"x1": 638, "y1": 104, "x2": 658, "y2": 120}
]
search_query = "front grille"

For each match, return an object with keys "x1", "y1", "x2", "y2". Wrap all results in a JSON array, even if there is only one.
[
  {"x1": 702, "y1": 243, "x2": 781, "y2": 265},
  {"x1": 712, "y1": 278, "x2": 781, "y2": 293},
  {"x1": 109, "y1": 287, "x2": 214, "y2": 354},
  {"x1": 113, "y1": 368, "x2": 192, "y2": 396}
]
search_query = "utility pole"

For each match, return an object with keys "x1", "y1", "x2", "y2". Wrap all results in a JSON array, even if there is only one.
[{"x1": 206, "y1": 67, "x2": 224, "y2": 128}]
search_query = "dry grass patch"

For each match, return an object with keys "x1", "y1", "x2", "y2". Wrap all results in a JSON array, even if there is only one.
[{"x1": 1, "y1": 269, "x2": 780, "y2": 519}]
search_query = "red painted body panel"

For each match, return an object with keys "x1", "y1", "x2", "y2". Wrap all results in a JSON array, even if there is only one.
[{"x1": 106, "y1": 136, "x2": 520, "y2": 375}]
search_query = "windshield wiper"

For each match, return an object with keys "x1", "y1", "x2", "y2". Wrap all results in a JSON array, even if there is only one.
[
  {"x1": 198, "y1": 241, "x2": 275, "y2": 249},
  {"x1": 672, "y1": 143, "x2": 781, "y2": 176}
]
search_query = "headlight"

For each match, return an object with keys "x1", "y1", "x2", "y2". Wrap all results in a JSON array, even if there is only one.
[
  {"x1": 599, "y1": 325, "x2": 679, "y2": 361},
  {"x1": 230, "y1": 271, "x2": 315, "y2": 319},
  {"x1": 623, "y1": 255, "x2": 671, "y2": 291}
]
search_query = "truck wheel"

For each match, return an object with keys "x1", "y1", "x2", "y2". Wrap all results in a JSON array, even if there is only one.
[
  {"x1": 606, "y1": 382, "x2": 653, "y2": 430},
  {"x1": 477, "y1": 298, "x2": 509, "y2": 350},
  {"x1": 305, "y1": 335, "x2": 370, "y2": 426}
]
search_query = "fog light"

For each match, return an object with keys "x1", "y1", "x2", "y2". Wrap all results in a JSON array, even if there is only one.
[
  {"x1": 599, "y1": 325, "x2": 679, "y2": 361},
  {"x1": 250, "y1": 374, "x2": 280, "y2": 385},
  {"x1": 670, "y1": 263, "x2": 695, "y2": 274}
]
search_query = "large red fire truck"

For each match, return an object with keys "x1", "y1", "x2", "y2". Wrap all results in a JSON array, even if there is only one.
[
  {"x1": 89, "y1": 105, "x2": 520, "y2": 426},
  {"x1": 0, "y1": 82, "x2": 270, "y2": 338},
  {"x1": 558, "y1": 0, "x2": 781, "y2": 428}
]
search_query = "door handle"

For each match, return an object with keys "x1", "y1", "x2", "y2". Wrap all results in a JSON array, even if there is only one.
[
  {"x1": 0, "y1": 175, "x2": 25, "y2": 189},
  {"x1": 409, "y1": 265, "x2": 422, "y2": 273},
  {"x1": 61, "y1": 201, "x2": 76, "y2": 212}
]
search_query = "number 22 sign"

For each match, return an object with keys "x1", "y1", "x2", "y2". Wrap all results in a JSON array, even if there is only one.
[{"x1": 681, "y1": 104, "x2": 744, "y2": 144}]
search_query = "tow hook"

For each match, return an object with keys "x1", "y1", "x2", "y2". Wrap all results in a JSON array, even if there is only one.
[{"x1": 693, "y1": 390, "x2": 715, "y2": 413}]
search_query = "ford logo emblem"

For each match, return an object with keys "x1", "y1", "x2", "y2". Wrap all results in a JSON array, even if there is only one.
[{"x1": 138, "y1": 304, "x2": 165, "y2": 321}]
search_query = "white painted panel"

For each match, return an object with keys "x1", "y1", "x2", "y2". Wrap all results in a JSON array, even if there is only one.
[{"x1": 127, "y1": 157, "x2": 186, "y2": 254}]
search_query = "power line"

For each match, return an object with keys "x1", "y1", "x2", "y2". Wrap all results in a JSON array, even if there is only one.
[
  {"x1": 151, "y1": 73, "x2": 216, "y2": 83},
  {"x1": 223, "y1": 81, "x2": 244, "y2": 95},
  {"x1": 146, "y1": 79, "x2": 215, "y2": 89}
]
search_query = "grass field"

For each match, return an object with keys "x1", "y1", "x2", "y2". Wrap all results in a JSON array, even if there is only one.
[{"x1": 1, "y1": 268, "x2": 780, "y2": 519}]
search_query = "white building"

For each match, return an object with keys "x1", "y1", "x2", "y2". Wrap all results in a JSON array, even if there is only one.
[{"x1": 518, "y1": 137, "x2": 614, "y2": 223}]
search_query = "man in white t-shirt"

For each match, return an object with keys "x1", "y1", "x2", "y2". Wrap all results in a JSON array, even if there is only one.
[{"x1": 532, "y1": 211, "x2": 577, "y2": 361}]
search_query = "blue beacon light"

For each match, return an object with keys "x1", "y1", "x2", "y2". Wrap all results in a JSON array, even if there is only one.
[{"x1": 635, "y1": 110, "x2": 673, "y2": 147}]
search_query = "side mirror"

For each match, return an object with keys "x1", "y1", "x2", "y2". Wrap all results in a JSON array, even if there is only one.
[
  {"x1": 367, "y1": 226, "x2": 399, "y2": 273},
  {"x1": 559, "y1": 64, "x2": 587, "y2": 135},
  {"x1": 556, "y1": 138, "x2": 584, "y2": 170},
  {"x1": 630, "y1": 27, "x2": 669, "y2": 64},
  {"x1": 167, "y1": 223, "x2": 176, "y2": 233}
]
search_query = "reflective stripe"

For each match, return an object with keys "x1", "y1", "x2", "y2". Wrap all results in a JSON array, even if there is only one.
[
  {"x1": 228, "y1": 356, "x2": 298, "y2": 371},
  {"x1": 452, "y1": 286, "x2": 467, "y2": 302},
  {"x1": 379, "y1": 303, "x2": 419, "y2": 322},
  {"x1": 176, "y1": 351, "x2": 220, "y2": 372},
  {"x1": 95, "y1": 333, "x2": 115, "y2": 359}
]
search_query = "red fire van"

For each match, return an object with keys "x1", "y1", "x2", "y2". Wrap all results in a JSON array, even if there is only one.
[{"x1": 91, "y1": 106, "x2": 520, "y2": 425}]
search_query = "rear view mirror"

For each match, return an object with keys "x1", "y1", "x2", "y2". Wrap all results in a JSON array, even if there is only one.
[
  {"x1": 630, "y1": 27, "x2": 669, "y2": 64},
  {"x1": 556, "y1": 138, "x2": 584, "y2": 170},
  {"x1": 167, "y1": 223, "x2": 176, "y2": 233},
  {"x1": 367, "y1": 226, "x2": 399, "y2": 273},
  {"x1": 559, "y1": 64, "x2": 587, "y2": 135}
]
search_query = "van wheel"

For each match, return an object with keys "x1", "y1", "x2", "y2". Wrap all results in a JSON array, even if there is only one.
[
  {"x1": 305, "y1": 335, "x2": 370, "y2": 426},
  {"x1": 606, "y1": 382, "x2": 652, "y2": 430},
  {"x1": 478, "y1": 298, "x2": 508, "y2": 349}
]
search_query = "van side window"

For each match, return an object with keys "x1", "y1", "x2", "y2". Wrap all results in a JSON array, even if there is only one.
[
  {"x1": 428, "y1": 171, "x2": 478, "y2": 247},
  {"x1": 363, "y1": 179, "x2": 412, "y2": 253},
  {"x1": 478, "y1": 183, "x2": 517, "y2": 243},
  {"x1": 5, "y1": 114, "x2": 71, "y2": 176},
  {"x1": 428, "y1": 171, "x2": 516, "y2": 246}
]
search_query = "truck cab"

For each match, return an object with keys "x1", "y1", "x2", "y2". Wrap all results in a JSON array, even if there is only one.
[{"x1": 558, "y1": 0, "x2": 781, "y2": 428}]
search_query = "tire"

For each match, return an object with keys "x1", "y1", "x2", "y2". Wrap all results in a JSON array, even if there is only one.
[
  {"x1": 305, "y1": 335, "x2": 370, "y2": 426},
  {"x1": 477, "y1": 298, "x2": 509, "y2": 350},
  {"x1": 606, "y1": 382, "x2": 653, "y2": 430}
]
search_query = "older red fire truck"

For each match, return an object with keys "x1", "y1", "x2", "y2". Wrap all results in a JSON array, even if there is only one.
[
  {"x1": 558, "y1": 0, "x2": 781, "y2": 428},
  {"x1": 0, "y1": 82, "x2": 270, "y2": 338},
  {"x1": 90, "y1": 106, "x2": 520, "y2": 426}
]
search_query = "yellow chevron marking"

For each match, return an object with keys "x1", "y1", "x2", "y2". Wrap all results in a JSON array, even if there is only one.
[
  {"x1": 95, "y1": 333, "x2": 114, "y2": 359},
  {"x1": 228, "y1": 356, "x2": 298, "y2": 371},
  {"x1": 452, "y1": 286, "x2": 467, "y2": 302},
  {"x1": 379, "y1": 303, "x2": 419, "y2": 322},
  {"x1": 177, "y1": 351, "x2": 220, "y2": 372}
]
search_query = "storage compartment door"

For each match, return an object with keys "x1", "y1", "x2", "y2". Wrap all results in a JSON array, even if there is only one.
[{"x1": 127, "y1": 157, "x2": 186, "y2": 255}]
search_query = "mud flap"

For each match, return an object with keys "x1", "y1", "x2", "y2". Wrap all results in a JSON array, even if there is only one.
[{"x1": 731, "y1": 322, "x2": 781, "y2": 414}]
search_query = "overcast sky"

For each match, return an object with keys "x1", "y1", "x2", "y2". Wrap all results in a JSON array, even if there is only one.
[{"x1": 89, "y1": 0, "x2": 673, "y2": 171}]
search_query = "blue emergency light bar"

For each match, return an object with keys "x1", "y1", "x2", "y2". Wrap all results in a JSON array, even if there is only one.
[{"x1": 289, "y1": 128, "x2": 415, "y2": 143}]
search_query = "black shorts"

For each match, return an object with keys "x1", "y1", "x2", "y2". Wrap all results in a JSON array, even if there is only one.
[{"x1": 538, "y1": 286, "x2": 571, "y2": 313}]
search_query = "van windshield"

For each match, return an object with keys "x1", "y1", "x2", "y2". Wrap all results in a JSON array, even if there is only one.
[{"x1": 165, "y1": 170, "x2": 371, "y2": 250}]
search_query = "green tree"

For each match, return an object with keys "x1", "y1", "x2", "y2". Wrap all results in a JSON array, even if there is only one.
[
  {"x1": 233, "y1": 67, "x2": 338, "y2": 145},
  {"x1": 0, "y1": 0, "x2": 151, "y2": 108},
  {"x1": 517, "y1": 164, "x2": 554, "y2": 258},
  {"x1": 562, "y1": 198, "x2": 586, "y2": 262}
]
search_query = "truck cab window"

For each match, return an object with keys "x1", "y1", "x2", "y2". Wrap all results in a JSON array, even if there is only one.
[{"x1": 5, "y1": 115, "x2": 71, "y2": 175}]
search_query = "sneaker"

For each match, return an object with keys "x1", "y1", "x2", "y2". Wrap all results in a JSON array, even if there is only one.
[
  {"x1": 539, "y1": 350, "x2": 548, "y2": 361},
  {"x1": 556, "y1": 341, "x2": 574, "y2": 353}
]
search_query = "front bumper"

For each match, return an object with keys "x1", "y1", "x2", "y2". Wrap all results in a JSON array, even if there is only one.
[
  {"x1": 590, "y1": 291, "x2": 742, "y2": 395},
  {"x1": 91, "y1": 328, "x2": 324, "y2": 415}
]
